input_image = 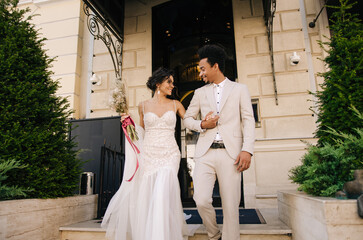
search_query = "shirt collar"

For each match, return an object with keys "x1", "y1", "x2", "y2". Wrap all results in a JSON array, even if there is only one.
[{"x1": 213, "y1": 78, "x2": 227, "y2": 88}]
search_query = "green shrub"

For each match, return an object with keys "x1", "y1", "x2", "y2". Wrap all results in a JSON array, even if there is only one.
[
  {"x1": 290, "y1": 108, "x2": 363, "y2": 197},
  {"x1": 0, "y1": 0, "x2": 82, "y2": 198},
  {"x1": 315, "y1": 0, "x2": 363, "y2": 146},
  {"x1": 0, "y1": 159, "x2": 32, "y2": 200}
]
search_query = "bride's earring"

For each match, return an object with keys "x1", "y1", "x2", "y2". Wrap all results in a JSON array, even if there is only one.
[{"x1": 157, "y1": 89, "x2": 160, "y2": 95}]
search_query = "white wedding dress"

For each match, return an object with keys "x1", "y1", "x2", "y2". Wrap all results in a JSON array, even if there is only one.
[{"x1": 101, "y1": 105, "x2": 191, "y2": 240}]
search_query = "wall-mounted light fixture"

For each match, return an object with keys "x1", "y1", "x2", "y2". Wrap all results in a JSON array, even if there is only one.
[
  {"x1": 290, "y1": 52, "x2": 301, "y2": 66},
  {"x1": 90, "y1": 73, "x2": 102, "y2": 86}
]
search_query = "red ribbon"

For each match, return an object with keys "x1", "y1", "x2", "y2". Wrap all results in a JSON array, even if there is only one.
[{"x1": 122, "y1": 116, "x2": 140, "y2": 182}]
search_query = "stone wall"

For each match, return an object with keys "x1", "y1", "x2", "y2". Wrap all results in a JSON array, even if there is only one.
[
  {"x1": 278, "y1": 191, "x2": 363, "y2": 240},
  {"x1": 0, "y1": 195, "x2": 97, "y2": 240},
  {"x1": 16, "y1": 0, "x2": 333, "y2": 209},
  {"x1": 19, "y1": 0, "x2": 84, "y2": 119},
  {"x1": 232, "y1": 0, "x2": 327, "y2": 208}
]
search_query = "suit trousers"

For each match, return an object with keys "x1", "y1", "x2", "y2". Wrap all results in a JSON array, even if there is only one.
[{"x1": 193, "y1": 148, "x2": 241, "y2": 240}]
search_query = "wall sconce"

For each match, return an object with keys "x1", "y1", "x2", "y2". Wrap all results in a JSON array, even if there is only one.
[
  {"x1": 290, "y1": 52, "x2": 301, "y2": 66},
  {"x1": 90, "y1": 73, "x2": 102, "y2": 86}
]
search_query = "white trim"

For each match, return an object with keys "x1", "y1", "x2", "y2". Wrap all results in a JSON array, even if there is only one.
[{"x1": 299, "y1": 0, "x2": 318, "y2": 126}]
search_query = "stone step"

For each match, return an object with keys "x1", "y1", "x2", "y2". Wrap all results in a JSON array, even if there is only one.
[{"x1": 60, "y1": 208, "x2": 292, "y2": 240}]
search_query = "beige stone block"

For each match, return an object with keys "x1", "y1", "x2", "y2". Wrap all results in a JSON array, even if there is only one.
[
  {"x1": 242, "y1": 37, "x2": 257, "y2": 55},
  {"x1": 243, "y1": 77, "x2": 260, "y2": 97},
  {"x1": 278, "y1": 191, "x2": 363, "y2": 240},
  {"x1": 260, "y1": 94, "x2": 312, "y2": 118},
  {"x1": 93, "y1": 54, "x2": 114, "y2": 72},
  {"x1": 6, "y1": 212, "x2": 43, "y2": 238},
  {"x1": 252, "y1": 0, "x2": 264, "y2": 17},
  {"x1": 128, "y1": 88, "x2": 136, "y2": 107},
  {"x1": 123, "y1": 51, "x2": 136, "y2": 69},
  {"x1": 123, "y1": 32, "x2": 149, "y2": 51},
  {"x1": 243, "y1": 55, "x2": 272, "y2": 75},
  {"x1": 273, "y1": 13, "x2": 282, "y2": 32},
  {"x1": 124, "y1": 16, "x2": 137, "y2": 35},
  {"x1": 254, "y1": 150, "x2": 305, "y2": 186},
  {"x1": 123, "y1": 68, "x2": 149, "y2": 87},
  {"x1": 61, "y1": 231, "x2": 107, "y2": 240},
  {"x1": 128, "y1": 107, "x2": 140, "y2": 123},
  {"x1": 310, "y1": 34, "x2": 322, "y2": 54},
  {"x1": 238, "y1": 18, "x2": 266, "y2": 36},
  {"x1": 37, "y1": 18, "x2": 81, "y2": 40},
  {"x1": 52, "y1": 54, "x2": 78, "y2": 75},
  {"x1": 273, "y1": 31, "x2": 305, "y2": 52},
  {"x1": 30, "y1": 0, "x2": 81, "y2": 23},
  {"x1": 261, "y1": 72, "x2": 310, "y2": 95},
  {"x1": 90, "y1": 92, "x2": 110, "y2": 110},
  {"x1": 44, "y1": 36, "x2": 80, "y2": 57},
  {"x1": 136, "y1": 49, "x2": 147, "y2": 67},
  {"x1": 255, "y1": 198, "x2": 279, "y2": 208},
  {"x1": 286, "y1": 51, "x2": 308, "y2": 71},
  {"x1": 276, "y1": 0, "x2": 300, "y2": 12},
  {"x1": 7, "y1": 228, "x2": 43, "y2": 240},
  {"x1": 137, "y1": 14, "x2": 148, "y2": 33},
  {"x1": 72, "y1": 205, "x2": 96, "y2": 223},
  {"x1": 273, "y1": 53, "x2": 287, "y2": 73},
  {"x1": 90, "y1": 109, "x2": 117, "y2": 118},
  {"x1": 264, "y1": 116, "x2": 316, "y2": 138},
  {"x1": 281, "y1": 11, "x2": 302, "y2": 30},
  {"x1": 256, "y1": 36, "x2": 269, "y2": 54},
  {"x1": 56, "y1": 74, "x2": 79, "y2": 95},
  {"x1": 312, "y1": 55, "x2": 326, "y2": 74},
  {"x1": 255, "y1": 127, "x2": 264, "y2": 139},
  {"x1": 304, "y1": 0, "x2": 317, "y2": 15},
  {"x1": 93, "y1": 38, "x2": 109, "y2": 55},
  {"x1": 235, "y1": 0, "x2": 252, "y2": 19},
  {"x1": 135, "y1": 87, "x2": 152, "y2": 106},
  {"x1": 125, "y1": 0, "x2": 148, "y2": 17}
]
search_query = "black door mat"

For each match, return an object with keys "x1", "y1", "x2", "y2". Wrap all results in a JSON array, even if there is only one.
[{"x1": 184, "y1": 209, "x2": 266, "y2": 224}]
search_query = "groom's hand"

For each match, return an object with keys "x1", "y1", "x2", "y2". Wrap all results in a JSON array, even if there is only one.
[
  {"x1": 201, "y1": 111, "x2": 219, "y2": 129},
  {"x1": 234, "y1": 151, "x2": 252, "y2": 172}
]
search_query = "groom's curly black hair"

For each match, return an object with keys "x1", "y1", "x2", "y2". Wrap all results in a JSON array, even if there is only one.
[
  {"x1": 198, "y1": 44, "x2": 227, "y2": 74},
  {"x1": 146, "y1": 67, "x2": 174, "y2": 92}
]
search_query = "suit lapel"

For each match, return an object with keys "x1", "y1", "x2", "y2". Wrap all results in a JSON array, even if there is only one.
[
  {"x1": 205, "y1": 84, "x2": 217, "y2": 112},
  {"x1": 219, "y1": 79, "x2": 233, "y2": 112}
]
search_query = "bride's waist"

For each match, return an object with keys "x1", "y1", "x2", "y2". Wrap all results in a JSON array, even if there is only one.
[{"x1": 144, "y1": 129, "x2": 174, "y2": 137}]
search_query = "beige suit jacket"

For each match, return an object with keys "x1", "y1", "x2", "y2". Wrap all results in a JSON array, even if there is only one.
[{"x1": 183, "y1": 79, "x2": 255, "y2": 159}]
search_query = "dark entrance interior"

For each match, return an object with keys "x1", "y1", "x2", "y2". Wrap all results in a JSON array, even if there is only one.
[{"x1": 152, "y1": 0, "x2": 244, "y2": 208}]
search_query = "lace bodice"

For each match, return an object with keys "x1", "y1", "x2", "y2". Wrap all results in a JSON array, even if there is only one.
[{"x1": 141, "y1": 110, "x2": 180, "y2": 175}]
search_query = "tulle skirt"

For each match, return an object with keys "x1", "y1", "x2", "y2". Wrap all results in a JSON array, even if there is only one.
[{"x1": 101, "y1": 127, "x2": 193, "y2": 240}]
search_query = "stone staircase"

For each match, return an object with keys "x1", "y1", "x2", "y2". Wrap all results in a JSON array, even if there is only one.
[{"x1": 60, "y1": 208, "x2": 291, "y2": 240}]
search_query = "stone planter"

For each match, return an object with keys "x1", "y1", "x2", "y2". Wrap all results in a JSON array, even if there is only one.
[
  {"x1": 278, "y1": 190, "x2": 363, "y2": 240},
  {"x1": 0, "y1": 194, "x2": 97, "y2": 240}
]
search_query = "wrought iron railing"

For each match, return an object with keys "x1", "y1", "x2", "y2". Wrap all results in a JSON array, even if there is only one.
[{"x1": 97, "y1": 144, "x2": 125, "y2": 219}]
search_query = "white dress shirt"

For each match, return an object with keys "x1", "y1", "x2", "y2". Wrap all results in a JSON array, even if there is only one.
[{"x1": 213, "y1": 78, "x2": 227, "y2": 141}]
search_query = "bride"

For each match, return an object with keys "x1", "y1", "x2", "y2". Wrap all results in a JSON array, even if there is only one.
[{"x1": 101, "y1": 67, "x2": 191, "y2": 240}]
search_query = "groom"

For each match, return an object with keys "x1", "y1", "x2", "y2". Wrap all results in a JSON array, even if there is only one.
[{"x1": 183, "y1": 44, "x2": 255, "y2": 240}]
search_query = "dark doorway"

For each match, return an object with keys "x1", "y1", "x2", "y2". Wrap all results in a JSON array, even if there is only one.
[{"x1": 152, "y1": 0, "x2": 244, "y2": 208}]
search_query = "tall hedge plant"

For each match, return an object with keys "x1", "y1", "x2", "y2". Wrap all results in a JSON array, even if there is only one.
[
  {"x1": 0, "y1": 0, "x2": 82, "y2": 198},
  {"x1": 290, "y1": 0, "x2": 363, "y2": 197},
  {"x1": 315, "y1": 0, "x2": 363, "y2": 146}
]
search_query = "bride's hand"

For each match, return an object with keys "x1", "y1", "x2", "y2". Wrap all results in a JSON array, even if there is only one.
[{"x1": 120, "y1": 113, "x2": 130, "y2": 123}]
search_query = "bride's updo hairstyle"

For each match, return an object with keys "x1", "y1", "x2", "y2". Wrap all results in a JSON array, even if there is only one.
[{"x1": 146, "y1": 67, "x2": 174, "y2": 93}]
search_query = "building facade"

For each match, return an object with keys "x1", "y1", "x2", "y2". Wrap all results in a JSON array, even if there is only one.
[{"x1": 18, "y1": 0, "x2": 331, "y2": 208}]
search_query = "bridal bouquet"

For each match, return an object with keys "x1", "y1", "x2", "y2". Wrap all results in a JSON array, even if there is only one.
[{"x1": 110, "y1": 78, "x2": 138, "y2": 142}]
